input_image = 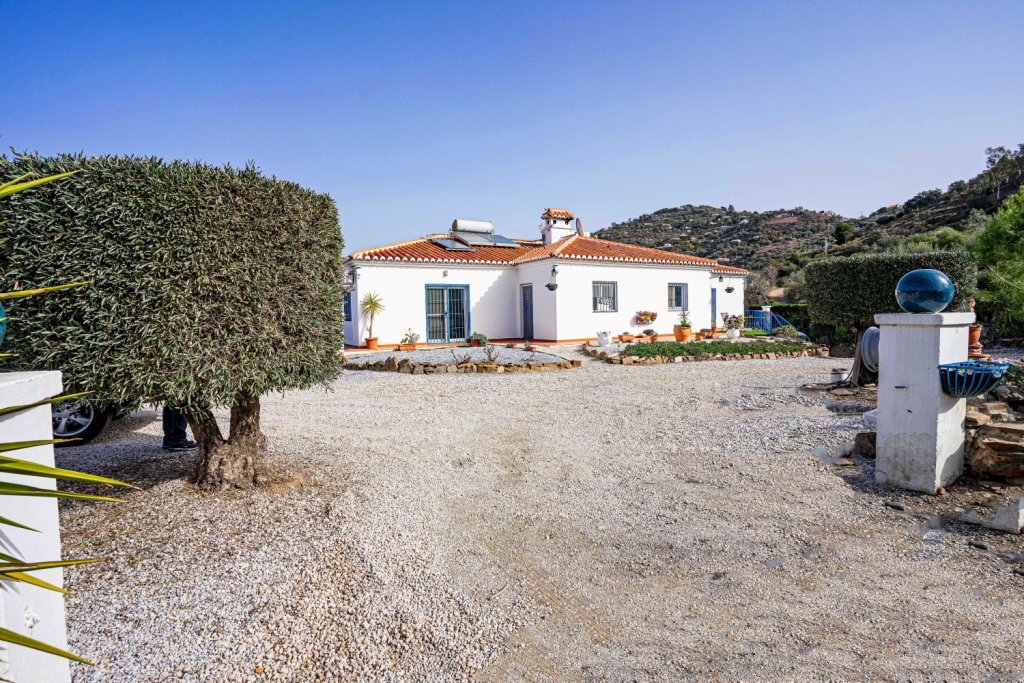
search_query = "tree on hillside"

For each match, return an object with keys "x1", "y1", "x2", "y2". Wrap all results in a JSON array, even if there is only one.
[
  {"x1": 974, "y1": 190, "x2": 1024, "y2": 334},
  {"x1": 804, "y1": 252, "x2": 976, "y2": 385},
  {"x1": 833, "y1": 222, "x2": 854, "y2": 245},
  {"x1": 0, "y1": 154, "x2": 346, "y2": 490}
]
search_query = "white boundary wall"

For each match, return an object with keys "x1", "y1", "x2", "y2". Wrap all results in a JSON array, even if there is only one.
[{"x1": 0, "y1": 371, "x2": 70, "y2": 683}]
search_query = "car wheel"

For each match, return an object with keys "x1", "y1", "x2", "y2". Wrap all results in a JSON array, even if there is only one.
[{"x1": 51, "y1": 400, "x2": 113, "y2": 446}]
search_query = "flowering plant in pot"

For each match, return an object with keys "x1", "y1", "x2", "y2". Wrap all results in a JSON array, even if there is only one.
[
  {"x1": 721, "y1": 313, "x2": 743, "y2": 340},
  {"x1": 643, "y1": 328, "x2": 658, "y2": 342},
  {"x1": 469, "y1": 331, "x2": 488, "y2": 347},
  {"x1": 618, "y1": 331, "x2": 635, "y2": 343},
  {"x1": 596, "y1": 330, "x2": 611, "y2": 346},
  {"x1": 360, "y1": 291, "x2": 385, "y2": 349},
  {"x1": 398, "y1": 328, "x2": 419, "y2": 351},
  {"x1": 673, "y1": 310, "x2": 692, "y2": 342},
  {"x1": 635, "y1": 310, "x2": 657, "y2": 325}
]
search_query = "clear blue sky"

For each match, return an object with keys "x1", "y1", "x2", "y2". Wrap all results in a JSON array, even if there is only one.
[{"x1": 4, "y1": 1, "x2": 1023, "y2": 250}]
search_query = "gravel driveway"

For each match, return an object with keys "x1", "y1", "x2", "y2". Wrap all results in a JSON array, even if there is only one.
[{"x1": 57, "y1": 348, "x2": 1024, "y2": 681}]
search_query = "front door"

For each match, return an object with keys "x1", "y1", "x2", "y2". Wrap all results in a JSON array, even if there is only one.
[
  {"x1": 425, "y1": 285, "x2": 469, "y2": 344},
  {"x1": 711, "y1": 288, "x2": 718, "y2": 327},
  {"x1": 521, "y1": 284, "x2": 534, "y2": 340}
]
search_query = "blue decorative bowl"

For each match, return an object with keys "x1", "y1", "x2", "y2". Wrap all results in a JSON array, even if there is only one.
[
  {"x1": 895, "y1": 269, "x2": 955, "y2": 313},
  {"x1": 938, "y1": 360, "x2": 1009, "y2": 398}
]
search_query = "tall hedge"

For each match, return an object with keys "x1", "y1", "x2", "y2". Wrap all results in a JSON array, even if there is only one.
[
  {"x1": 0, "y1": 153, "x2": 345, "y2": 488},
  {"x1": 804, "y1": 251, "x2": 977, "y2": 329}
]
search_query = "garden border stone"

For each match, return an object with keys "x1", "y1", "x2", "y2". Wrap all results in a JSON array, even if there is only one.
[{"x1": 581, "y1": 343, "x2": 830, "y2": 365}]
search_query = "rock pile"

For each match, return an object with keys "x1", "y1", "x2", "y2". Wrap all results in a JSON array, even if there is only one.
[
  {"x1": 966, "y1": 396, "x2": 1024, "y2": 479},
  {"x1": 345, "y1": 356, "x2": 581, "y2": 374}
]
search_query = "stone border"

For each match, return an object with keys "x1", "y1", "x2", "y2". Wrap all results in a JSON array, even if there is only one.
[
  {"x1": 343, "y1": 355, "x2": 582, "y2": 374},
  {"x1": 581, "y1": 343, "x2": 830, "y2": 365}
]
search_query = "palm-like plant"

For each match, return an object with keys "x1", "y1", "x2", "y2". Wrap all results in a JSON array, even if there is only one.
[
  {"x1": 0, "y1": 168, "x2": 129, "y2": 665},
  {"x1": 360, "y1": 292, "x2": 384, "y2": 339}
]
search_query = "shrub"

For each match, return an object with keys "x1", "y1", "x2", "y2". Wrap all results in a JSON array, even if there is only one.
[
  {"x1": 622, "y1": 340, "x2": 807, "y2": 358},
  {"x1": 770, "y1": 303, "x2": 811, "y2": 330},
  {"x1": 974, "y1": 190, "x2": 1024, "y2": 333},
  {"x1": 772, "y1": 324, "x2": 799, "y2": 338},
  {"x1": 741, "y1": 329, "x2": 769, "y2": 337},
  {"x1": 804, "y1": 251, "x2": 976, "y2": 329},
  {"x1": 0, "y1": 153, "x2": 345, "y2": 489}
]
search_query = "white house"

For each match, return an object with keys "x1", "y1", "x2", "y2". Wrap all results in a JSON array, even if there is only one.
[{"x1": 343, "y1": 208, "x2": 747, "y2": 347}]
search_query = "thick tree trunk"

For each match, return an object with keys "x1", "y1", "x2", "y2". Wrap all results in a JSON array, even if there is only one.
[{"x1": 186, "y1": 396, "x2": 266, "y2": 491}]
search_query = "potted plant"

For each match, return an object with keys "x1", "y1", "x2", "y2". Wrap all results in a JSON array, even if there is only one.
[
  {"x1": 635, "y1": 310, "x2": 657, "y2": 326},
  {"x1": 398, "y1": 328, "x2": 419, "y2": 351},
  {"x1": 596, "y1": 330, "x2": 611, "y2": 346},
  {"x1": 469, "y1": 331, "x2": 488, "y2": 347},
  {"x1": 643, "y1": 328, "x2": 658, "y2": 342},
  {"x1": 722, "y1": 313, "x2": 743, "y2": 340},
  {"x1": 360, "y1": 291, "x2": 384, "y2": 349},
  {"x1": 673, "y1": 310, "x2": 692, "y2": 342},
  {"x1": 618, "y1": 331, "x2": 635, "y2": 343},
  {"x1": 545, "y1": 283, "x2": 558, "y2": 291},
  {"x1": 698, "y1": 328, "x2": 712, "y2": 339}
]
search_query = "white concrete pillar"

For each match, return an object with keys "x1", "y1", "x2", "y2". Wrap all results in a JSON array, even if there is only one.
[
  {"x1": 874, "y1": 312, "x2": 974, "y2": 493},
  {"x1": 0, "y1": 371, "x2": 70, "y2": 683}
]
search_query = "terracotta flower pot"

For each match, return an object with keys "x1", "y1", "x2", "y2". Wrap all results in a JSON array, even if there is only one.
[
  {"x1": 398, "y1": 343, "x2": 416, "y2": 351},
  {"x1": 619, "y1": 334, "x2": 635, "y2": 343},
  {"x1": 647, "y1": 335, "x2": 658, "y2": 343},
  {"x1": 674, "y1": 325, "x2": 691, "y2": 342},
  {"x1": 365, "y1": 337, "x2": 379, "y2": 350},
  {"x1": 470, "y1": 339, "x2": 481, "y2": 347}
]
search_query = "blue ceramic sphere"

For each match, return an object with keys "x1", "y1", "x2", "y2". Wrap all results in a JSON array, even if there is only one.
[{"x1": 895, "y1": 269, "x2": 955, "y2": 313}]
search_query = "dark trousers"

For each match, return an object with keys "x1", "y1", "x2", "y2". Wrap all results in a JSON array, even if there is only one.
[{"x1": 162, "y1": 405, "x2": 189, "y2": 446}]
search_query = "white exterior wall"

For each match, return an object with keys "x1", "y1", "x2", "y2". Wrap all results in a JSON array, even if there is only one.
[
  {"x1": 0, "y1": 371, "x2": 70, "y2": 683},
  {"x1": 550, "y1": 262, "x2": 715, "y2": 340},
  {"x1": 348, "y1": 262, "x2": 520, "y2": 345},
  {"x1": 515, "y1": 260, "x2": 558, "y2": 340},
  {"x1": 713, "y1": 275, "x2": 747, "y2": 327}
]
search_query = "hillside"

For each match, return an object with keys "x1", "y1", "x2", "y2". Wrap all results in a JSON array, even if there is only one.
[{"x1": 595, "y1": 145, "x2": 1024, "y2": 271}]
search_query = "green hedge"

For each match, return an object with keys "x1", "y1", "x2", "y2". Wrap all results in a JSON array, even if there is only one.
[
  {"x1": 804, "y1": 251, "x2": 977, "y2": 329},
  {"x1": 0, "y1": 154, "x2": 346, "y2": 409},
  {"x1": 623, "y1": 340, "x2": 808, "y2": 358}
]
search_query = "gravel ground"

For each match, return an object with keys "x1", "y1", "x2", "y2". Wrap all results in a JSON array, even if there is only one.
[
  {"x1": 346, "y1": 346, "x2": 565, "y2": 366},
  {"x1": 57, "y1": 348, "x2": 1024, "y2": 681}
]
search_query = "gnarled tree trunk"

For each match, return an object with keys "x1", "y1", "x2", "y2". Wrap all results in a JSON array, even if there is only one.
[{"x1": 186, "y1": 395, "x2": 266, "y2": 490}]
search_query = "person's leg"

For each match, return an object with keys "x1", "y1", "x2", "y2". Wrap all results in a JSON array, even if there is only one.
[{"x1": 163, "y1": 405, "x2": 195, "y2": 450}]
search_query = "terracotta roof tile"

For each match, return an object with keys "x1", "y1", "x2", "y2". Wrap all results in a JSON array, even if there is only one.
[
  {"x1": 541, "y1": 208, "x2": 574, "y2": 219},
  {"x1": 349, "y1": 233, "x2": 721, "y2": 269},
  {"x1": 712, "y1": 264, "x2": 750, "y2": 274}
]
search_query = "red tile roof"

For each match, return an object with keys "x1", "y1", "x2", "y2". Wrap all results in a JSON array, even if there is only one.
[
  {"x1": 349, "y1": 233, "x2": 724, "y2": 269},
  {"x1": 713, "y1": 264, "x2": 750, "y2": 275},
  {"x1": 541, "y1": 208, "x2": 574, "y2": 219}
]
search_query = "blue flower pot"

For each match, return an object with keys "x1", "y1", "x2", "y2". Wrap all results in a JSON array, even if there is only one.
[{"x1": 895, "y1": 269, "x2": 955, "y2": 313}]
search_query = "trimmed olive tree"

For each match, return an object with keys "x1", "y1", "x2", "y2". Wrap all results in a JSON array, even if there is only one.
[
  {"x1": 804, "y1": 251, "x2": 976, "y2": 384},
  {"x1": 0, "y1": 153, "x2": 346, "y2": 489}
]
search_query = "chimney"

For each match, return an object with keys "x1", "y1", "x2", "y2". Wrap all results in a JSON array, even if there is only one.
[{"x1": 540, "y1": 208, "x2": 575, "y2": 245}]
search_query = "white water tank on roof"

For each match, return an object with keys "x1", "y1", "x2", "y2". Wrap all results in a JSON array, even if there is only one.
[{"x1": 451, "y1": 219, "x2": 494, "y2": 234}]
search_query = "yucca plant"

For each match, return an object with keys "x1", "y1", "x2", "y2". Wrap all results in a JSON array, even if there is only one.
[
  {"x1": 0, "y1": 169, "x2": 129, "y2": 666},
  {"x1": 360, "y1": 291, "x2": 385, "y2": 339}
]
